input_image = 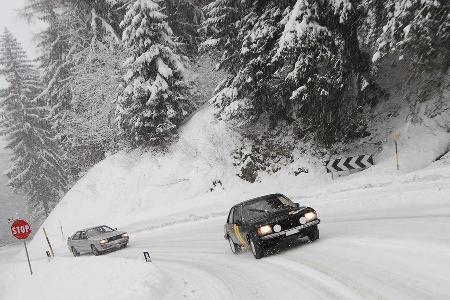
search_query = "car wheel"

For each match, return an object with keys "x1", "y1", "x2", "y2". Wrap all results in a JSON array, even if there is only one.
[
  {"x1": 249, "y1": 237, "x2": 264, "y2": 259},
  {"x1": 308, "y1": 226, "x2": 320, "y2": 242},
  {"x1": 228, "y1": 237, "x2": 241, "y2": 254},
  {"x1": 71, "y1": 246, "x2": 80, "y2": 257},
  {"x1": 91, "y1": 244, "x2": 101, "y2": 256}
]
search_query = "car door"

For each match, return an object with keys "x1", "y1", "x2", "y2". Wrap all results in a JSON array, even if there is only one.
[
  {"x1": 78, "y1": 231, "x2": 89, "y2": 252},
  {"x1": 70, "y1": 231, "x2": 81, "y2": 250},
  {"x1": 231, "y1": 205, "x2": 249, "y2": 248},
  {"x1": 225, "y1": 207, "x2": 235, "y2": 240}
]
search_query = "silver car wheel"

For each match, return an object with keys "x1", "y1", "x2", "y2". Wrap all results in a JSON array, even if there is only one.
[
  {"x1": 71, "y1": 246, "x2": 80, "y2": 257},
  {"x1": 91, "y1": 244, "x2": 100, "y2": 256}
]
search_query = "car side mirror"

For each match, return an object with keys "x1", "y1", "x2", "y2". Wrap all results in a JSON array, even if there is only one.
[
  {"x1": 113, "y1": 228, "x2": 117, "y2": 231},
  {"x1": 294, "y1": 203, "x2": 300, "y2": 208}
]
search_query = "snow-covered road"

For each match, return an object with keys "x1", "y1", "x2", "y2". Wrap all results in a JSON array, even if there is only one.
[
  {"x1": 2, "y1": 169, "x2": 450, "y2": 300},
  {"x1": 124, "y1": 216, "x2": 449, "y2": 298},
  {"x1": 113, "y1": 175, "x2": 450, "y2": 300}
]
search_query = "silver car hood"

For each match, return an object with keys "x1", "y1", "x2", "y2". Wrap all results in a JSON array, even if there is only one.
[{"x1": 88, "y1": 231, "x2": 125, "y2": 241}]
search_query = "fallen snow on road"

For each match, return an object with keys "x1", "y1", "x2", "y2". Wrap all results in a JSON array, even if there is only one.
[{"x1": 1, "y1": 256, "x2": 168, "y2": 300}]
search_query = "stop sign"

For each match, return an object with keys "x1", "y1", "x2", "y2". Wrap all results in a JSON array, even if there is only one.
[{"x1": 11, "y1": 219, "x2": 32, "y2": 240}]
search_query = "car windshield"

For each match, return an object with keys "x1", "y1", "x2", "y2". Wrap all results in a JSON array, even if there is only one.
[
  {"x1": 86, "y1": 226, "x2": 114, "y2": 237},
  {"x1": 242, "y1": 195, "x2": 296, "y2": 221}
]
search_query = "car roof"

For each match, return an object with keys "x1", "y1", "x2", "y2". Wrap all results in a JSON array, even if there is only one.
[
  {"x1": 79, "y1": 225, "x2": 108, "y2": 231},
  {"x1": 235, "y1": 193, "x2": 286, "y2": 208}
]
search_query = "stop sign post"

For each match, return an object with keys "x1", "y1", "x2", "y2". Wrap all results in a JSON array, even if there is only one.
[{"x1": 11, "y1": 219, "x2": 33, "y2": 275}]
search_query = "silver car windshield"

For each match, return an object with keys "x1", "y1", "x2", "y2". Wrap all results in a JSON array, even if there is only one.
[{"x1": 86, "y1": 226, "x2": 114, "y2": 237}]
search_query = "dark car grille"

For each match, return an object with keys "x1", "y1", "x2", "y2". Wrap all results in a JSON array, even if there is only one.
[
  {"x1": 108, "y1": 235, "x2": 123, "y2": 242},
  {"x1": 276, "y1": 215, "x2": 301, "y2": 231}
]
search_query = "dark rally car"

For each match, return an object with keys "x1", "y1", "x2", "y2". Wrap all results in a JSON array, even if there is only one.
[{"x1": 224, "y1": 193, "x2": 320, "y2": 259}]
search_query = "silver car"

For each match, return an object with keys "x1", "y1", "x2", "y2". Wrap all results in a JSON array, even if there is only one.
[{"x1": 67, "y1": 225, "x2": 129, "y2": 256}]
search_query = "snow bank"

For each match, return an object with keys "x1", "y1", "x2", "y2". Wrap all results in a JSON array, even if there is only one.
[{"x1": 1, "y1": 256, "x2": 166, "y2": 300}]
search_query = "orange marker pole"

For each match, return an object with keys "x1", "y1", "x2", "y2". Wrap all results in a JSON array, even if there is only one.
[{"x1": 43, "y1": 227, "x2": 55, "y2": 257}]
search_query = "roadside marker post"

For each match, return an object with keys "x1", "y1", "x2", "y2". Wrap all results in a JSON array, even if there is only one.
[
  {"x1": 59, "y1": 221, "x2": 65, "y2": 241},
  {"x1": 143, "y1": 251, "x2": 152, "y2": 262},
  {"x1": 393, "y1": 129, "x2": 400, "y2": 170},
  {"x1": 43, "y1": 227, "x2": 55, "y2": 257},
  {"x1": 10, "y1": 219, "x2": 33, "y2": 275}
]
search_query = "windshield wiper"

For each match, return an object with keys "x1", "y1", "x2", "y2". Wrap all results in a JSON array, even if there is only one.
[{"x1": 248, "y1": 208, "x2": 267, "y2": 213}]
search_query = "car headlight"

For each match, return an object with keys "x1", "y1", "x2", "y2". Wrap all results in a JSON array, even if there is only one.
[
  {"x1": 257, "y1": 225, "x2": 273, "y2": 236},
  {"x1": 122, "y1": 233, "x2": 129, "y2": 238},
  {"x1": 304, "y1": 212, "x2": 317, "y2": 222},
  {"x1": 100, "y1": 239, "x2": 108, "y2": 244}
]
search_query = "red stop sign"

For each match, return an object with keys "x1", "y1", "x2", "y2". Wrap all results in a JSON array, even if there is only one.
[{"x1": 11, "y1": 219, "x2": 32, "y2": 240}]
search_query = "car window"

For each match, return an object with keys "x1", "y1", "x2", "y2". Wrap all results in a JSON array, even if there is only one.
[
  {"x1": 87, "y1": 226, "x2": 114, "y2": 237},
  {"x1": 233, "y1": 206, "x2": 242, "y2": 224},
  {"x1": 242, "y1": 195, "x2": 296, "y2": 221},
  {"x1": 227, "y1": 208, "x2": 234, "y2": 224},
  {"x1": 72, "y1": 232, "x2": 81, "y2": 240}
]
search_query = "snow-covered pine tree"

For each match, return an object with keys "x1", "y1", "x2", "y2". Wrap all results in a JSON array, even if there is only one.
[
  {"x1": 117, "y1": 0, "x2": 194, "y2": 147},
  {"x1": 201, "y1": 0, "x2": 247, "y2": 73},
  {"x1": 207, "y1": 0, "x2": 292, "y2": 126},
  {"x1": 23, "y1": 0, "x2": 128, "y2": 175},
  {"x1": 204, "y1": 0, "x2": 369, "y2": 145},
  {"x1": 273, "y1": 0, "x2": 369, "y2": 145},
  {"x1": 369, "y1": 0, "x2": 450, "y2": 69},
  {"x1": 165, "y1": 0, "x2": 205, "y2": 57},
  {"x1": 0, "y1": 29, "x2": 67, "y2": 218}
]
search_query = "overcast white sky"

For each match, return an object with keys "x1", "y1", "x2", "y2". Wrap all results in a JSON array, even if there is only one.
[{"x1": 0, "y1": 0, "x2": 41, "y2": 58}]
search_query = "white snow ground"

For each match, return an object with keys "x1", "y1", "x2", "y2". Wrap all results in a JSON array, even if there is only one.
[{"x1": 1, "y1": 107, "x2": 449, "y2": 300}]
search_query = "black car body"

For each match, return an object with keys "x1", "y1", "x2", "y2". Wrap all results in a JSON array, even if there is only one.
[{"x1": 224, "y1": 193, "x2": 320, "y2": 259}]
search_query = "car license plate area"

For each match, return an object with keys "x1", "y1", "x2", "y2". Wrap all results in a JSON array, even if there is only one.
[{"x1": 285, "y1": 228, "x2": 299, "y2": 236}]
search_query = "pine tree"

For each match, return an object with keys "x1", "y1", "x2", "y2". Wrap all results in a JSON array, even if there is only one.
[
  {"x1": 165, "y1": 0, "x2": 205, "y2": 57},
  {"x1": 201, "y1": 0, "x2": 247, "y2": 73},
  {"x1": 272, "y1": 0, "x2": 369, "y2": 145},
  {"x1": 0, "y1": 29, "x2": 67, "y2": 218},
  {"x1": 369, "y1": 0, "x2": 450, "y2": 69},
  {"x1": 204, "y1": 0, "x2": 369, "y2": 145},
  {"x1": 117, "y1": 0, "x2": 195, "y2": 147},
  {"x1": 23, "y1": 0, "x2": 128, "y2": 176},
  {"x1": 207, "y1": 0, "x2": 292, "y2": 125}
]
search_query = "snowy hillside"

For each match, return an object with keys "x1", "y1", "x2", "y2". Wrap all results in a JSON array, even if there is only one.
[{"x1": 1, "y1": 106, "x2": 450, "y2": 299}]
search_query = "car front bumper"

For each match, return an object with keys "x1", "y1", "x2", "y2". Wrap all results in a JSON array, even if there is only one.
[
  {"x1": 259, "y1": 219, "x2": 320, "y2": 243},
  {"x1": 100, "y1": 237, "x2": 129, "y2": 250}
]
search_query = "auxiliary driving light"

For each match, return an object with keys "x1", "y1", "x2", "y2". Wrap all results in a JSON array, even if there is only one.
[
  {"x1": 304, "y1": 212, "x2": 317, "y2": 222},
  {"x1": 257, "y1": 225, "x2": 273, "y2": 236}
]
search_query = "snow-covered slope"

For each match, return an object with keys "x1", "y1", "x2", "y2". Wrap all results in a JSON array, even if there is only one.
[{"x1": 1, "y1": 106, "x2": 450, "y2": 300}]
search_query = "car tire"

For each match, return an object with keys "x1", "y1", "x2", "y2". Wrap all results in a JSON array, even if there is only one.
[
  {"x1": 91, "y1": 244, "x2": 101, "y2": 256},
  {"x1": 71, "y1": 246, "x2": 80, "y2": 257},
  {"x1": 249, "y1": 237, "x2": 264, "y2": 259},
  {"x1": 228, "y1": 237, "x2": 241, "y2": 254},
  {"x1": 308, "y1": 226, "x2": 320, "y2": 242}
]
